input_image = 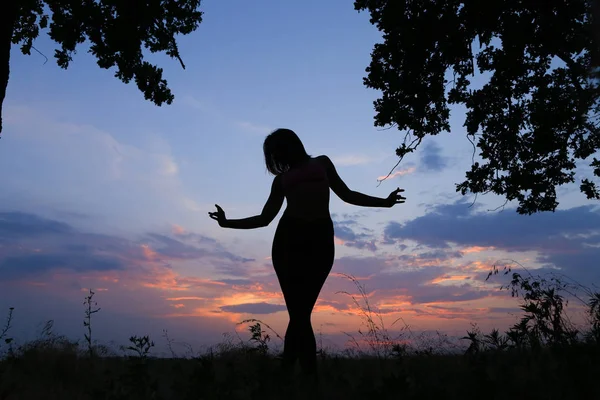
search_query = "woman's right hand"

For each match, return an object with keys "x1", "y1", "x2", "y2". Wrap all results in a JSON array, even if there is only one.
[
  {"x1": 208, "y1": 204, "x2": 228, "y2": 227},
  {"x1": 385, "y1": 188, "x2": 406, "y2": 207}
]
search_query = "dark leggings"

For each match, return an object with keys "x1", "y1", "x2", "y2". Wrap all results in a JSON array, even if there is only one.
[{"x1": 272, "y1": 214, "x2": 334, "y2": 374}]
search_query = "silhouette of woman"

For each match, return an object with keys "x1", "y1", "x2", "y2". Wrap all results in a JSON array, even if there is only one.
[{"x1": 208, "y1": 128, "x2": 405, "y2": 376}]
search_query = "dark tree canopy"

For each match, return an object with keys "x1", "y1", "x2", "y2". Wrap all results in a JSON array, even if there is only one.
[
  {"x1": 1, "y1": 0, "x2": 203, "y2": 134},
  {"x1": 355, "y1": 0, "x2": 600, "y2": 214}
]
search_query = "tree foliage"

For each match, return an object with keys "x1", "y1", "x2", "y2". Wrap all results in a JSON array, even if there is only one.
[
  {"x1": 355, "y1": 0, "x2": 600, "y2": 214},
  {"x1": 1, "y1": 0, "x2": 203, "y2": 134}
]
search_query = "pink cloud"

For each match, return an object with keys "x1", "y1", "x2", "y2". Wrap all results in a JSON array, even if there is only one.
[
  {"x1": 171, "y1": 224, "x2": 186, "y2": 236},
  {"x1": 377, "y1": 167, "x2": 416, "y2": 181}
]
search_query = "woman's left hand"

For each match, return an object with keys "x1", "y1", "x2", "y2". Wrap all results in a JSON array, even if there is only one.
[
  {"x1": 208, "y1": 204, "x2": 227, "y2": 227},
  {"x1": 385, "y1": 187, "x2": 406, "y2": 208}
]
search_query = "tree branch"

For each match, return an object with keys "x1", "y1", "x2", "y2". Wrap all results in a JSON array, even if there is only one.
[
  {"x1": 556, "y1": 52, "x2": 584, "y2": 94},
  {"x1": 172, "y1": 38, "x2": 186, "y2": 70}
]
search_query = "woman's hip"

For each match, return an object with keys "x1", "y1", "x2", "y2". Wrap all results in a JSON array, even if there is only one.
[
  {"x1": 272, "y1": 215, "x2": 334, "y2": 261},
  {"x1": 274, "y1": 215, "x2": 333, "y2": 246}
]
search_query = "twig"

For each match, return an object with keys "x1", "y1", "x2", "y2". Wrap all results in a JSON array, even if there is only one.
[
  {"x1": 468, "y1": 193, "x2": 479, "y2": 208},
  {"x1": 487, "y1": 198, "x2": 509, "y2": 212},
  {"x1": 466, "y1": 133, "x2": 477, "y2": 166},
  {"x1": 376, "y1": 157, "x2": 403, "y2": 187},
  {"x1": 377, "y1": 123, "x2": 398, "y2": 131},
  {"x1": 31, "y1": 46, "x2": 48, "y2": 64},
  {"x1": 377, "y1": 131, "x2": 421, "y2": 186},
  {"x1": 162, "y1": 329, "x2": 178, "y2": 358},
  {"x1": 0, "y1": 307, "x2": 14, "y2": 343}
]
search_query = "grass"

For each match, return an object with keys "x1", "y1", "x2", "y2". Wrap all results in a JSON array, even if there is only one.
[{"x1": 1, "y1": 267, "x2": 600, "y2": 399}]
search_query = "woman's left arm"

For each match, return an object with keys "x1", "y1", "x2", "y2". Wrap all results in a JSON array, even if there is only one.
[{"x1": 221, "y1": 175, "x2": 284, "y2": 229}]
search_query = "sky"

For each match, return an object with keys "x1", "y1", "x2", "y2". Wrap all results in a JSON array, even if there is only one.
[{"x1": 1, "y1": 1, "x2": 599, "y2": 356}]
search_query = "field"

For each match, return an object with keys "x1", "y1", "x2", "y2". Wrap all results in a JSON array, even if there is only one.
[{"x1": 1, "y1": 270, "x2": 600, "y2": 400}]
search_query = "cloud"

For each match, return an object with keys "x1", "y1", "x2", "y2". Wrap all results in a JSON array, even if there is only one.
[
  {"x1": 146, "y1": 233, "x2": 254, "y2": 263},
  {"x1": 397, "y1": 250, "x2": 464, "y2": 267},
  {"x1": 1, "y1": 104, "x2": 190, "y2": 226},
  {"x1": 0, "y1": 253, "x2": 125, "y2": 280},
  {"x1": 332, "y1": 155, "x2": 374, "y2": 167},
  {"x1": 0, "y1": 211, "x2": 254, "y2": 283},
  {"x1": 172, "y1": 224, "x2": 186, "y2": 235},
  {"x1": 0, "y1": 212, "x2": 73, "y2": 239},
  {"x1": 324, "y1": 259, "x2": 495, "y2": 312},
  {"x1": 179, "y1": 95, "x2": 272, "y2": 137},
  {"x1": 0, "y1": 211, "x2": 293, "y2": 334},
  {"x1": 159, "y1": 154, "x2": 179, "y2": 176},
  {"x1": 409, "y1": 286, "x2": 491, "y2": 304},
  {"x1": 217, "y1": 278, "x2": 255, "y2": 286},
  {"x1": 220, "y1": 302, "x2": 286, "y2": 315},
  {"x1": 345, "y1": 240, "x2": 377, "y2": 252},
  {"x1": 363, "y1": 266, "x2": 451, "y2": 292},
  {"x1": 333, "y1": 256, "x2": 393, "y2": 277},
  {"x1": 416, "y1": 250, "x2": 464, "y2": 260},
  {"x1": 236, "y1": 121, "x2": 273, "y2": 135},
  {"x1": 0, "y1": 212, "x2": 136, "y2": 281},
  {"x1": 5, "y1": 202, "x2": 588, "y2": 341},
  {"x1": 333, "y1": 221, "x2": 368, "y2": 242},
  {"x1": 332, "y1": 218, "x2": 378, "y2": 252},
  {"x1": 179, "y1": 95, "x2": 212, "y2": 112},
  {"x1": 384, "y1": 201, "x2": 600, "y2": 251},
  {"x1": 383, "y1": 200, "x2": 600, "y2": 283},
  {"x1": 419, "y1": 141, "x2": 448, "y2": 172},
  {"x1": 377, "y1": 167, "x2": 416, "y2": 181},
  {"x1": 331, "y1": 210, "x2": 380, "y2": 222}
]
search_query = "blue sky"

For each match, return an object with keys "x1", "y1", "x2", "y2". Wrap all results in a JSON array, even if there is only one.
[{"x1": 1, "y1": 1, "x2": 599, "y2": 355}]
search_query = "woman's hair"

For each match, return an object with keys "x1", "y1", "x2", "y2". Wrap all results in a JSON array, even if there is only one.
[{"x1": 263, "y1": 128, "x2": 311, "y2": 175}]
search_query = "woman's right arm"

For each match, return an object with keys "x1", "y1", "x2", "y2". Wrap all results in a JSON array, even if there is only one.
[{"x1": 318, "y1": 155, "x2": 396, "y2": 208}]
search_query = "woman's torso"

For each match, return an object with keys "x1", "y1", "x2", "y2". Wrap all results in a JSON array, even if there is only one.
[{"x1": 280, "y1": 156, "x2": 331, "y2": 221}]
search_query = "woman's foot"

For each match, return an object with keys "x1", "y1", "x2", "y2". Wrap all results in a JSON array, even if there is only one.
[
  {"x1": 299, "y1": 370, "x2": 322, "y2": 398},
  {"x1": 276, "y1": 353, "x2": 297, "y2": 378}
]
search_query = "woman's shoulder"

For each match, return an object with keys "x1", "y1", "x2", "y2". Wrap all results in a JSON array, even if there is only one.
[
  {"x1": 313, "y1": 154, "x2": 333, "y2": 168},
  {"x1": 313, "y1": 154, "x2": 331, "y2": 163}
]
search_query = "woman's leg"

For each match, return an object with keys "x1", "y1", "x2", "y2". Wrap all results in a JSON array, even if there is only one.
[
  {"x1": 272, "y1": 218, "x2": 300, "y2": 370},
  {"x1": 284, "y1": 218, "x2": 335, "y2": 374},
  {"x1": 272, "y1": 217, "x2": 335, "y2": 374},
  {"x1": 292, "y1": 264, "x2": 331, "y2": 374}
]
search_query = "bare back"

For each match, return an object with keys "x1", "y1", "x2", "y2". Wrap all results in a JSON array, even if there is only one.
[{"x1": 280, "y1": 156, "x2": 331, "y2": 220}]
